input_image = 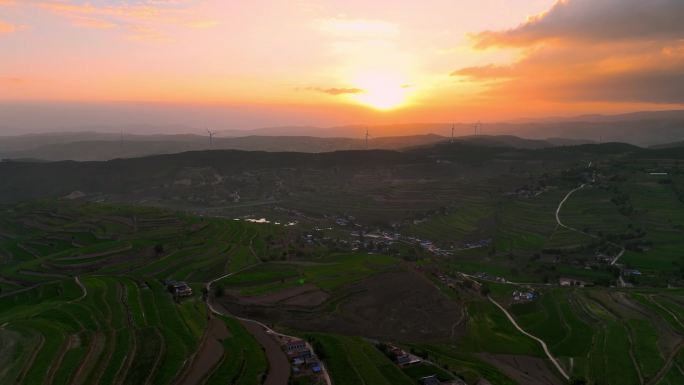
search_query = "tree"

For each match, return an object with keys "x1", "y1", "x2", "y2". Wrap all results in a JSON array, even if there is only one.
[{"x1": 154, "y1": 243, "x2": 165, "y2": 256}]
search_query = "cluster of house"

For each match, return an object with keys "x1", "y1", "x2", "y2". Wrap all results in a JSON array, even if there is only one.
[
  {"x1": 512, "y1": 289, "x2": 537, "y2": 302},
  {"x1": 404, "y1": 236, "x2": 452, "y2": 256},
  {"x1": 432, "y1": 271, "x2": 481, "y2": 292},
  {"x1": 333, "y1": 215, "x2": 358, "y2": 227},
  {"x1": 420, "y1": 375, "x2": 467, "y2": 385},
  {"x1": 164, "y1": 280, "x2": 193, "y2": 297},
  {"x1": 457, "y1": 238, "x2": 492, "y2": 251},
  {"x1": 283, "y1": 339, "x2": 324, "y2": 377},
  {"x1": 382, "y1": 342, "x2": 467, "y2": 385},
  {"x1": 473, "y1": 272, "x2": 507, "y2": 283},
  {"x1": 594, "y1": 253, "x2": 614, "y2": 264},
  {"x1": 504, "y1": 185, "x2": 549, "y2": 199},
  {"x1": 349, "y1": 231, "x2": 399, "y2": 253}
]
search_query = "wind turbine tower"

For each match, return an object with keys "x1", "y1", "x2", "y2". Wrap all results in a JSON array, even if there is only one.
[
  {"x1": 451, "y1": 123, "x2": 455, "y2": 143},
  {"x1": 473, "y1": 121, "x2": 482, "y2": 136},
  {"x1": 365, "y1": 127, "x2": 370, "y2": 150},
  {"x1": 206, "y1": 129, "x2": 217, "y2": 148},
  {"x1": 119, "y1": 128, "x2": 124, "y2": 156}
]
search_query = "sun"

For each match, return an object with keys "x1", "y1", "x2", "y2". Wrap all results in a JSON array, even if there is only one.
[{"x1": 349, "y1": 72, "x2": 409, "y2": 110}]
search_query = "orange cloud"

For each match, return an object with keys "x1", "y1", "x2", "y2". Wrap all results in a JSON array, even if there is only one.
[
  {"x1": 32, "y1": 0, "x2": 211, "y2": 39},
  {"x1": 0, "y1": 77, "x2": 24, "y2": 84},
  {"x1": 456, "y1": 0, "x2": 684, "y2": 105},
  {"x1": 0, "y1": 20, "x2": 17, "y2": 34},
  {"x1": 306, "y1": 87, "x2": 364, "y2": 96}
]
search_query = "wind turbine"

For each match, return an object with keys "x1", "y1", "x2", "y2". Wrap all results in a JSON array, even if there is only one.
[
  {"x1": 473, "y1": 121, "x2": 482, "y2": 136},
  {"x1": 365, "y1": 127, "x2": 370, "y2": 150},
  {"x1": 451, "y1": 123, "x2": 455, "y2": 143},
  {"x1": 119, "y1": 128, "x2": 124, "y2": 156},
  {"x1": 206, "y1": 129, "x2": 217, "y2": 148}
]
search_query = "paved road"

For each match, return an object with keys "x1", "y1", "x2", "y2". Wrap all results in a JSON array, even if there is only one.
[{"x1": 488, "y1": 296, "x2": 570, "y2": 381}]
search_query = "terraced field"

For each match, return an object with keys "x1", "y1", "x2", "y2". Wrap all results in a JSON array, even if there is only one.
[
  {"x1": 502, "y1": 287, "x2": 684, "y2": 385},
  {"x1": 0, "y1": 202, "x2": 277, "y2": 385}
]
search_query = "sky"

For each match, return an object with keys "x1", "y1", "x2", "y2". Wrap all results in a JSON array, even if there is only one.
[{"x1": 1, "y1": 0, "x2": 683, "y2": 134}]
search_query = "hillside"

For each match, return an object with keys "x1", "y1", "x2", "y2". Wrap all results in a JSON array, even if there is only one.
[
  {"x1": 0, "y1": 134, "x2": 446, "y2": 161},
  {"x1": 651, "y1": 139, "x2": 684, "y2": 149}
]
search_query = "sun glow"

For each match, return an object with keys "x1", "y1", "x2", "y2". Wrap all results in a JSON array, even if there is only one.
[{"x1": 349, "y1": 72, "x2": 410, "y2": 110}]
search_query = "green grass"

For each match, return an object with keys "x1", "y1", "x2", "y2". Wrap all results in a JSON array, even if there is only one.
[
  {"x1": 459, "y1": 300, "x2": 542, "y2": 356},
  {"x1": 628, "y1": 319, "x2": 664, "y2": 382},
  {"x1": 510, "y1": 289, "x2": 592, "y2": 357}
]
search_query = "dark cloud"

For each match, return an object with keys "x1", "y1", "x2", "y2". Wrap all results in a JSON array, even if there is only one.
[{"x1": 471, "y1": 0, "x2": 684, "y2": 49}]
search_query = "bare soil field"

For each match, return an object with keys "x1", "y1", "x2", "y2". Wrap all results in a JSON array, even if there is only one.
[
  {"x1": 477, "y1": 353, "x2": 563, "y2": 385},
  {"x1": 231, "y1": 284, "x2": 329, "y2": 307},
  {"x1": 220, "y1": 270, "x2": 466, "y2": 342},
  {"x1": 281, "y1": 290, "x2": 329, "y2": 307}
]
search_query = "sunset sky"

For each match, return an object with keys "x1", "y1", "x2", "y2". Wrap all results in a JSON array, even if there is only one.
[{"x1": 1, "y1": 0, "x2": 683, "y2": 133}]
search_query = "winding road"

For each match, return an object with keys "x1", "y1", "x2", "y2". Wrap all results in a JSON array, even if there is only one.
[
  {"x1": 555, "y1": 184, "x2": 626, "y2": 267},
  {"x1": 555, "y1": 184, "x2": 586, "y2": 232},
  {"x1": 205, "y1": 269, "x2": 332, "y2": 385},
  {"x1": 488, "y1": 296, "x2": 570, "y2": 382},
  {"x1": 72, "y1": 276, "x2": 87, "y2": 302}
]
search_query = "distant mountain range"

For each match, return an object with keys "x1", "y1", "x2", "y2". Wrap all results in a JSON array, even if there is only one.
[
  {"x1": 0, "y1": 133, "x2": 600, "y2": 162},
  {"x1": 214, "y1": 110, "x2": 684, "y2": 146},
  {"x1": 1, "y1": 140, "x2": 680, "y2": 205},
  {"x1": 1, "y1": 109, "x2": 682, "y2": 161}
]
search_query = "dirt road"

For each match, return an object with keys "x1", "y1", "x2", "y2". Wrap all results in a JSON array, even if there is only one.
[
  {"x1": 206, "y1": 270, "x2": 331, "y2": 385},
  {"x1": 488, "y1": 296, "x2": 569, "y2": 381}
]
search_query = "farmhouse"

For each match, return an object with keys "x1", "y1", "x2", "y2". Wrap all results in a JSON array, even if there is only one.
[
  {"x1": 512, "y1": 290, "x2": 537, "y2": 302},
  {"x1": 559, "y1": 277, "x2": 586, "y2": 287},
  {"x1": 385, "y1": 344, "x2": 421, "y2": 366},
  {"x1": 284, "y1": 339, "x2": 308, "y2": 354},
  {"x1": 166, "y1": 280, "x2": 193, "y2": 296}
]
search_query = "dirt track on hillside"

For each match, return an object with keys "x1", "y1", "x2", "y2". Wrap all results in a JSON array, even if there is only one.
[
  {"x1": 178, "y1": 317, "x2": 230, "y2": 385},
  {"x1": 239, "y1": 319, "x2": 290, "y2": 385}
]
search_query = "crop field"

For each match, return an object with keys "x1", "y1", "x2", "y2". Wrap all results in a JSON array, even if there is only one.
[
  {"x1": 0, "y1": 275, "x2": 202, "y2": 384},
  {"x1": 0, "y1": 202, "x2": 280, "y2": 385},
  {"x1": 205, "y1": 317, "x2": 267, "y2": 385},
  {"x1": 305, "y1": 333, "x2": 415, "y2": 385},
  {"x1": 499, "y1": 287, "x2": 684, "y2": 385},
  {"x1": 215, "y1": 252, "x2": 400, "y2": 295},
  {"x1": 1, "y1": 149, "x2": 683, "y2": 385}
]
